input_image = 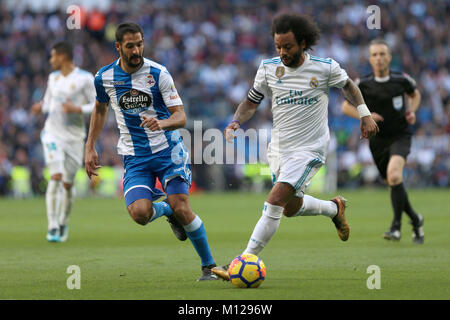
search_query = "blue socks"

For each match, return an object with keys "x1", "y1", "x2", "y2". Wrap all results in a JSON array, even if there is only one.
[
  {"x1": 149, "y1": 201, "x2": 173, "y2": 222},
  {"x1": 184, "y1": 215, "x2": 215, "y2": 267},
  {"x1": 149, "y1": 203, "x2": 214, "y2": 267}
]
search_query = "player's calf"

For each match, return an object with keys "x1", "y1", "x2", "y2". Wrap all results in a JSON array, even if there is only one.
[
  {"x1": 167, "y1": 194, "x2": 196, "y2": 226},
  {"x1": 283, "y1": 196, "x2": 303, "y2": 217}
]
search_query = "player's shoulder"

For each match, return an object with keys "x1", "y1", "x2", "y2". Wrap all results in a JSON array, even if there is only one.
[
  {"x1": 144, "y1": 58, "x2": 168, "y2": 73},
  {"x1": 308, "y1": 54, "x2": 336, "y2": 75},
  {"x1": 358, "y1": 72, "x2": 375, "y2": 84},
  {"x1": 48, "y1": 70, "x2": 61, "y2": 80},
  {"x1": 95, "y1": 60, "x2": 118, "y2": 79},
  {"x1": 75, "y1": 67, "x2": 94, "y2": 79},
  {"x1": 261, "y1": 56, "x2": 282, "y2": 66},
  {"x1": 390, "y1": 70, "x2": 415, "y2": 82},
  {"x1": 309, "y1": 54, "x2": 333, "y2": 66}
]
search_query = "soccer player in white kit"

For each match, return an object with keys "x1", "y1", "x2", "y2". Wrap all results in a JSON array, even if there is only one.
[
  {"x1": 31, "y1": 41, "x2": 96, "y2": 242},
  {"x1": 212, "y1": 14, "x2": 379, "y2": 280}
]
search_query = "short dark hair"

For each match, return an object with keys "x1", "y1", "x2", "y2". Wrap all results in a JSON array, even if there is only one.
[
  {"x1": 271, "y1": 13, "x2": 320, "y2": 51},
  {"x1": 52, "y1": 41, "x2": 73, "y2": 60},
  {"x1": 369, "y1": 38, "x2": 390, "y2": 50},
  {"x1": 115, "y1": 22, "x2": 144, "y2": 43}
]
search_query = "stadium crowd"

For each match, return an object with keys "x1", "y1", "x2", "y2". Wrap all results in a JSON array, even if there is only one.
[{"x1": 0, "y1": 0, "x2": 448, "y2": 196}]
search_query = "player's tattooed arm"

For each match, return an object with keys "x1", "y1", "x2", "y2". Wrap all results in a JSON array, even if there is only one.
[
  {"x1": 224, "y1": 98, "x2": 259, "y2": 142},
  {"x1": 342, "y1": 78, "x2": 365, "y2": 107},
  {"x1": 341, "y1": 79, "x2": 379, "y2": 139},
  {"x1": 85, "y1": 101, "x2": 108, "y2": 178}
]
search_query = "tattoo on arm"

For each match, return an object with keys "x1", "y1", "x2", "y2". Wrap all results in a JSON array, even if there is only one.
[
  {"x1": 342, "y1": 79, "x2": 365, "y2": 107},
  {"x1": 233, "y1": 99, "x2": 258, "y2": 124}
]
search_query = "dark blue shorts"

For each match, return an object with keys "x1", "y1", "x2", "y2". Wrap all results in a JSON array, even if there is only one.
[{"x1": 122, "y1": 143, "x2": 191, "y2": 206}]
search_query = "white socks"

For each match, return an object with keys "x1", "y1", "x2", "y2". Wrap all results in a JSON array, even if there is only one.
[
  {"x1": 294, "y1": 194, "x2": 337, "y2": 218},
  {"x1": 243, "y1": 202, "x2": 283, "y2": 256},
  {"x1": 46, "y1": 180, "x2": 61, "y2": 230},
  {"x1": 46, "y1": 180, "x2": 76, "y2": 230},
  {"x1": 58, "y1": 185, "x2": 75, "y2": 227}
]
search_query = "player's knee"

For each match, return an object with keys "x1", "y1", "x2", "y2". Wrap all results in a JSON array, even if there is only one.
[
  {"x1": 127, "y1": 201, "x2": 153, "y2": 225},
  {"x1": 387, "y1": 171, "x2": 402, "y2": 186},
  {"x1": 63, "y1": 182, "x2": 73, "y2": 190},
  {"x1": 50, "y1": 173, "x2": 62, "y2": 181}
]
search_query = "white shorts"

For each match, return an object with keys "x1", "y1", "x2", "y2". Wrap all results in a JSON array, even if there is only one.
[
  {"x1": 268, "y1": 148, "x2": 325, "y2": 197},
  {"x1": 41, "y1": 130, "x2": 84, "y2": 184}
]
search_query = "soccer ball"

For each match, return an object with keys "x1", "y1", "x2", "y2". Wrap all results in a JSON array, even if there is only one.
[{"x1": 228, "y1": 253, "x2": 266, "y2": 288}]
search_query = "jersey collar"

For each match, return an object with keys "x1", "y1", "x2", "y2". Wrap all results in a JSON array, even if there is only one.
[{"x1": 374, "y1": 75, "x2": 390, "y2": 82}]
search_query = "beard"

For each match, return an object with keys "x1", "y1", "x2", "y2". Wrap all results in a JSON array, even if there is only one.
[
  {"x1": 281, "y1": 49, "x2": 302, "y2": 68},
  {"x1": 121, "y1": 49, "x2": 143, "y2": 69}
]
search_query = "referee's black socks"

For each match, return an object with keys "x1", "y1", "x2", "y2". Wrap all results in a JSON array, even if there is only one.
[{"x1": 390, "y1": 183, "x2": 420, "y2": 229}]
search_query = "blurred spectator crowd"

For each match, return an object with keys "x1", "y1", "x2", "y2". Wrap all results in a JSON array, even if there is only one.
[{"x1": 0, "y1": 0, "x2": 449, "y2": 196}]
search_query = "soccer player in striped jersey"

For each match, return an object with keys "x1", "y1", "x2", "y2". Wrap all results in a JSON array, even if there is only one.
[
  {"x1": 213, "y1": 13, "x2": 379, "y2": 280},
  {"x1": 31, "y1": 41, "x2": 96, "y2": 243},
  {"x1": 85, "y1": 23, "x2": 217, "y2": 281}
]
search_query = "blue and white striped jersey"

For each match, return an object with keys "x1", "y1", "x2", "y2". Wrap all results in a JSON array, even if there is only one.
[{"x1": 94, "y1": 58, "x2": 183, "y2": 156}]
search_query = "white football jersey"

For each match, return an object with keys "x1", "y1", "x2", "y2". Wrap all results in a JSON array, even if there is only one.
[
  {"x1": 42, "y1": 67, "x2": 96, "y2": 142},
  {"x1": 249, "y1": 53, "x2": 348, "y2": 158}
]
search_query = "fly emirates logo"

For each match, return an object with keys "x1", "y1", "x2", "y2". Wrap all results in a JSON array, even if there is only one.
[{"x1": 275, "y1": 89, "x2": 318, "y2": 106}]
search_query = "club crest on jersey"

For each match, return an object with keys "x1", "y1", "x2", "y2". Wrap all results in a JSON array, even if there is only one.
[
  {"x1": 392, "y1": 95, "x2": 403, "y2": 111},
  {"x1": 147, "y1": 75, "x2": 156, "y2": 87},
  {"x1": 310, "y1": 77, "x2": 319, "y2": 88},
  {"x1": 119, "y1": 89, "x2": 152, "y2": 114},
  {"x1": 275, "y1": 66, "x2": 285, "y2": 83}
]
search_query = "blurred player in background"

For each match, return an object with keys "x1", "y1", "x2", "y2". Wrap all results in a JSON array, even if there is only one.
[
  {"x1": 213, "y1": 13, "x2": 379, "y2": 280},
  {"x1": 31, "y1": 41, "x2": 95, "y2": 243},
  {"x1": 85, "y1": 22, "x2": 218, "y2": 281},
  {"x1": 341, "y1": 39, "x2": 424, "y2": 244}
]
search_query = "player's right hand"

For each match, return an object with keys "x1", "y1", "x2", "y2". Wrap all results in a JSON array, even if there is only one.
[
  {"x1": 31, "y1": 102, "x2": 42, "y2": 115},
  {"x1": 85, "y1": 147, "x2": 101, "y2": 179},
  {"x1": 360, "y1": 116, "x2": 379, "y2": 139},
  {"x1": 224, "y1": 121, "x2": 240, "y2": 143}
]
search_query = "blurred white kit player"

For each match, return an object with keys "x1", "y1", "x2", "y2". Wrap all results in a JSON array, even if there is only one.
[{"x1": 32, "y1": 41, "x2": 95, "y2": 242}]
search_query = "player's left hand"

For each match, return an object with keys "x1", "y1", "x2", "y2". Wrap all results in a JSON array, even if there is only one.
[
  {"x1": 140, "y1": 116, "x2": 163, "y2": 131},
  {"x1": 62, "y1": 100, "x2": 81, "y2": 113},
  {"x1": 405, "y1": 110, "x2": 416, "y2": 125}
]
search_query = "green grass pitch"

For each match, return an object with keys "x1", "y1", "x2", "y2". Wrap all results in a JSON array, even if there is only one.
[{"x1": 0, "y1": 189, "x2": 449, "y2": 300}]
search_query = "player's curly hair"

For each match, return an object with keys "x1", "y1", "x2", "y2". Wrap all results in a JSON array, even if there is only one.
[{"x1": 271, "y1": 13, "x2": 320, "y2": 51}]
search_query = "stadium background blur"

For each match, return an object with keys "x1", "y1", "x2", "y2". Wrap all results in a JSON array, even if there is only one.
[{"x1": 0, "y1": 0, "x2": 448, "y2": 198}]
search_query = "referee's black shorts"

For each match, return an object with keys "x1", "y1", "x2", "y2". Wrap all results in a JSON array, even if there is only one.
[{"x1": 369, "y1": 133, "x2": 412, "y2": 179}]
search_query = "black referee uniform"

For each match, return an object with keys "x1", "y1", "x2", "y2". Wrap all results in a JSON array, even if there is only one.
[
  {"x1": 358, "y1": 71, "x2": 423, "y2": 238},
  {"x1": 358, "y1": 71, "x2": 415, "y2": 179}
]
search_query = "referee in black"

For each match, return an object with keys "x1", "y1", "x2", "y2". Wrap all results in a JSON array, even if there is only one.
[{"x1": 341, "y1": 39, "x2": 424, "y2": 244}]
